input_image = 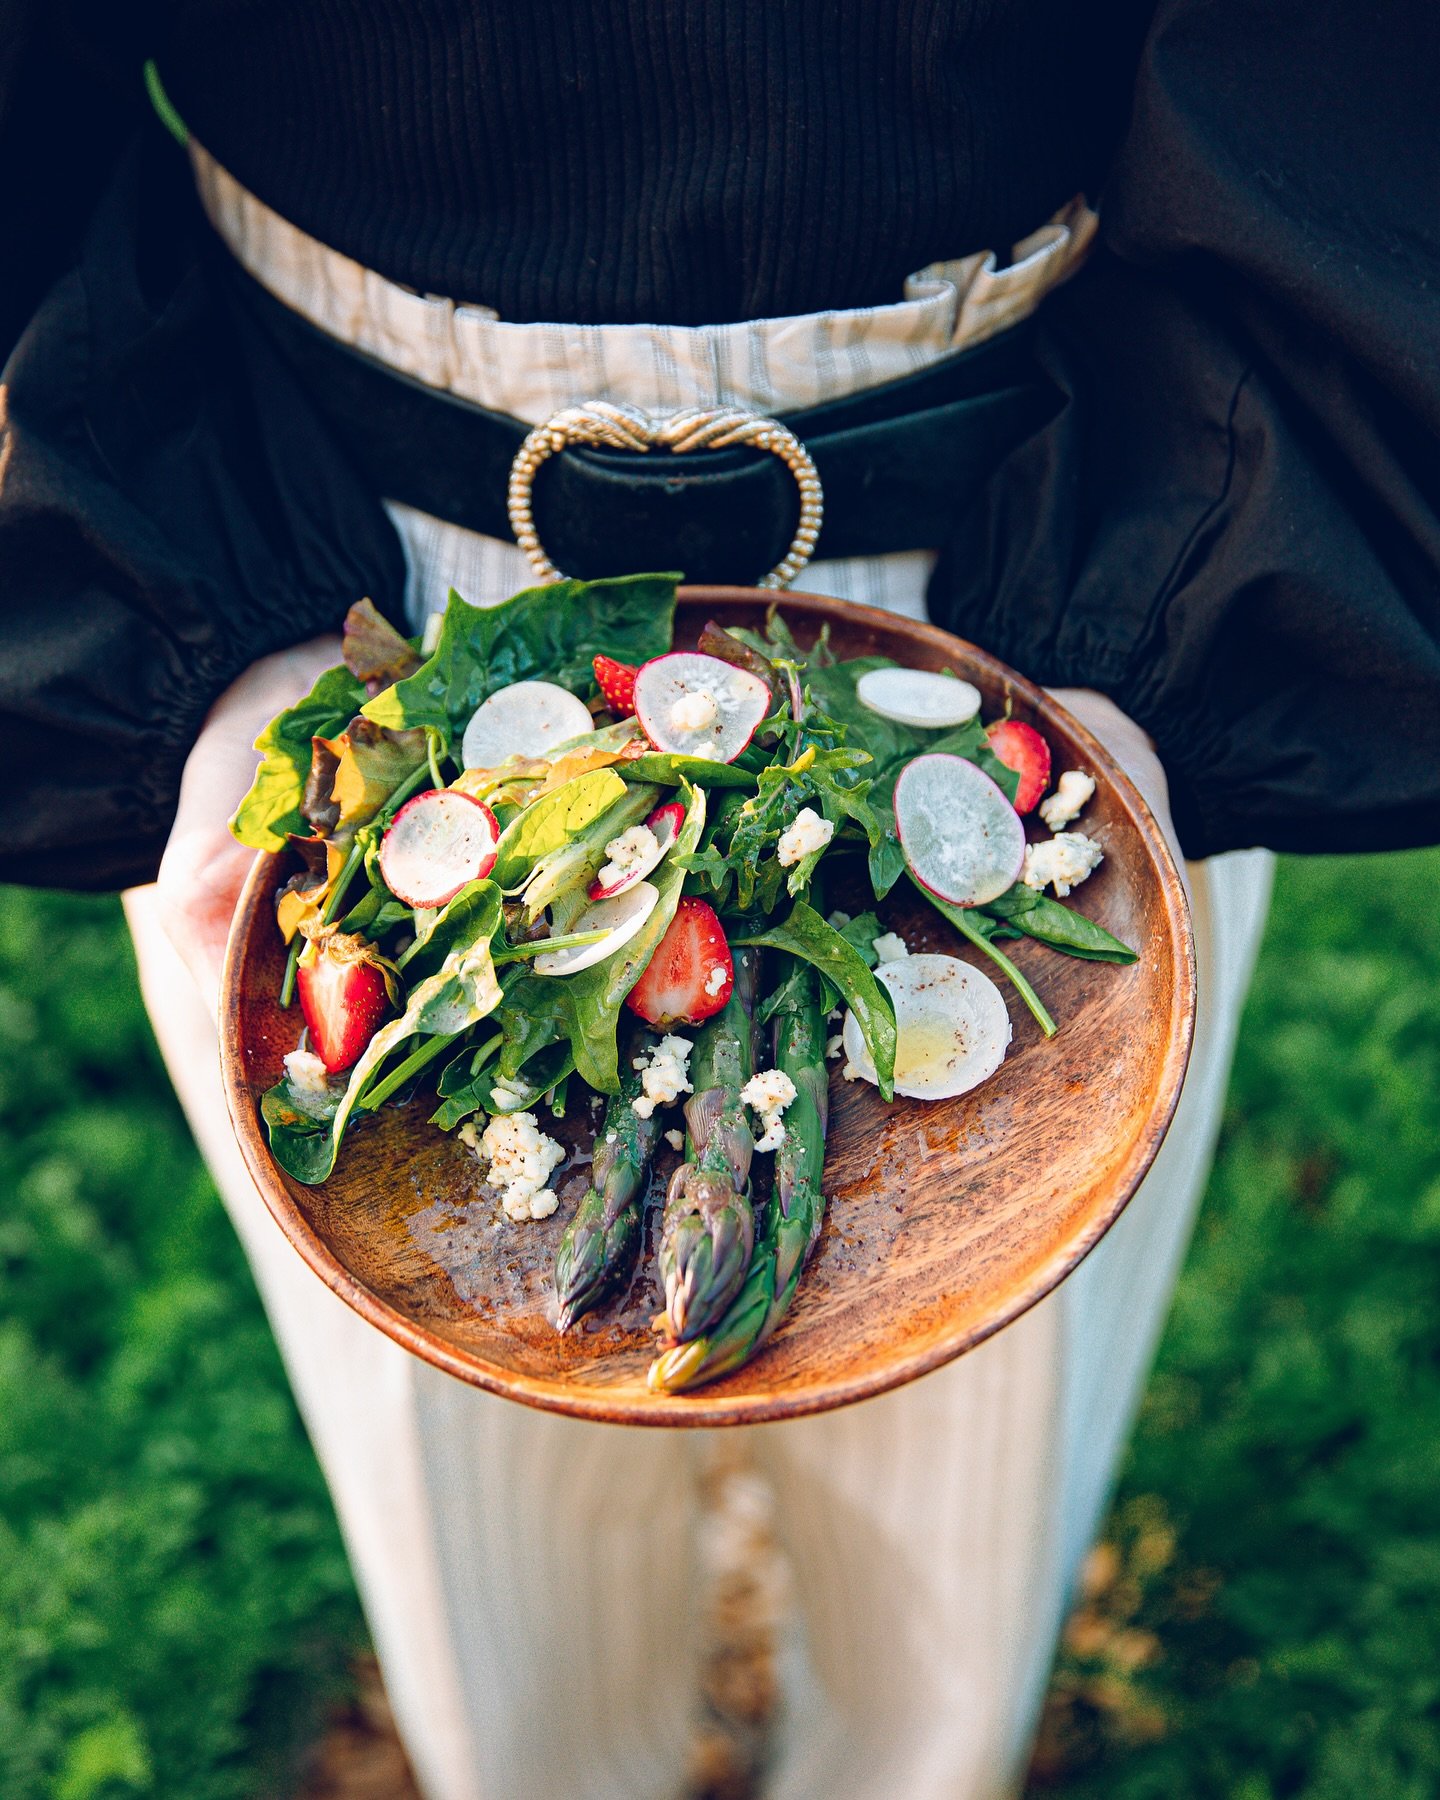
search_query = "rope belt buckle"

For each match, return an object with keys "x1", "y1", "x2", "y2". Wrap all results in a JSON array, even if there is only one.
[{"x1": 508, "y1": 400, "x2": 824, "y2": 590}]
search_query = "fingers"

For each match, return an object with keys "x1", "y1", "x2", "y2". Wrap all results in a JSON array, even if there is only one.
[
  {"x1": 1045, "y1": 687, "x2": 1188, "y2": 894},
  {"x1": 155, "y1": 634, "x2": 344, "y2": 1015}
]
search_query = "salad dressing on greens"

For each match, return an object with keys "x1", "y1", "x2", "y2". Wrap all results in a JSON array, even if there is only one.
[{"x1": 233, "y1": 574, "x2": 1136, "y2": 1392}]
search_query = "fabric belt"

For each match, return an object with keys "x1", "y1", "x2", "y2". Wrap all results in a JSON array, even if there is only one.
[{"x1": 229, "y1": 267, "x2": 1058, "y2": 588}]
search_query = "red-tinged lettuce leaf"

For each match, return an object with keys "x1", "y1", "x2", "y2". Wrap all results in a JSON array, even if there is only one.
[{"x1": 342, "y1": 598, "x2": 423, "y2": 689}]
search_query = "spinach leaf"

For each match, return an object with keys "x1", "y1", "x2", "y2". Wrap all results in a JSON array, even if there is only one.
[
  {"x1": 619, "y1": 752, "x2": 758, "y2": 789},
  {"x1": 232, "y1": 663, "x2": 367, "y2": 852},
  {"x1": 982, "y1": 885, "x2": 1138, "y2": 963},
  {"x1": 734, "y1": 900, "x2": 896, "y2": 1100},
  {"x1": 362, "y1": 573, "x2": 679, "y2": 743},
  {"x1": 488, "y1": 769, "x2": 628, "y2": 891},
  {"x1": 913, "y1": 880, "x2": 1058, "y2": 1039}
]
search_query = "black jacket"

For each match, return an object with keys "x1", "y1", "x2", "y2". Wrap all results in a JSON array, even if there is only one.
[{"x1": 3, "y1": 0, "x2": 1439, "y2": 888}]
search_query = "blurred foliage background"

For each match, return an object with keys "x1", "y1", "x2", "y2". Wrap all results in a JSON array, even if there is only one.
[{"x1": 2, "y1": 853, "x2": 1438, "y2": 1798}]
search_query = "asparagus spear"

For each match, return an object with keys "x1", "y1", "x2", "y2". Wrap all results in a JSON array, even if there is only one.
[
  {"x1": 656, "y1": 944, "x2": 762, "y2": 1342},
  {"x1": 650, "y1": 956, "x2": 828, "y2": 1392},
  {"x1": 553, "y1": 1034, "x2": 662, "y2": 1332}
]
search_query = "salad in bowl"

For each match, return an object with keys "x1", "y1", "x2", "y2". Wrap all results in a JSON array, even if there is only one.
[{"x1": 232, "y1": 573, "x2": 1136, "y2": 1395}]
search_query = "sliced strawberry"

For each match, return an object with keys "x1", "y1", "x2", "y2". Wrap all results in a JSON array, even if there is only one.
[
  {"x1": 984, "y1": 718, "x2": 1052, "y2": 814},
  {"x1": 593, "y1": 655, "x2": 638, "y2": 715},
  {"x1": 297, "y1": 934, "x2": 392, "y2": 1073},
  {"x1": 626, "y1": 898, "x2": 734, "y2": 1028}
]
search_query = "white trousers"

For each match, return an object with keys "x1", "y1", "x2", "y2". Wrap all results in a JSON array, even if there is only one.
[
  {"x1": 127, "y1": 849, "x2": 1269, "y2": 1800},
  {"x1": 135, "y1": 154, "x2": 1277, "y2": 1797}
]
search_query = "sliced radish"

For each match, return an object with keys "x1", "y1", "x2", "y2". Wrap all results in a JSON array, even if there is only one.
[
  {"x1": 461, "y1": 680, "x2": 594, "y2": 770},
  {"x1": 533, "y1": 881, "x2": 661, "y2": 976},
  {"x1": 857, "y1": 666, "x2": 982, "y2": 729},
  {"x1": 379, "y1": 790, "x2": 500, "y2": 908},
  {"x1": 633, "y1": 652, "x2": 769, "y2": 763},
  {"x1": 586, "y1": 800, "x2": 686, "y2": 901},
  {"x1": 895, "y1": 753, "x2": 1025, "y2": 908},
  {"x1": 842, "y1": 953, "x2": 1011, "y2": 1100}
]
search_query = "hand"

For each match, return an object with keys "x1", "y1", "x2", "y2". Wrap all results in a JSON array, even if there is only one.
[
  {"x1": 153, "y1": 637, "x2": 343, "y2": 1017},
  {"x1": 1045, "y1": 687, "x2": 1186, "y2": 891}
]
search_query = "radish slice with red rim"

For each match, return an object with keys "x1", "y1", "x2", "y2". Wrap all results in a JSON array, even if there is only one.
[
  {"x1": 633, "y1": 652, "x2": 769, "y2": 763},
  {"x1": 894, "y1": 752, "x2": 1025, "y2": 908},
  {"x1": 586, "y1": 800, "x2": 687, "y2": 900},
  {"x1": 841, "y1": 953, "x2": 1011, "y2": 1100},
  {"x1": 379, "y1": 790, "x2": 500, "y2": 909},
  {"x1": 857, "y1": 666, "x2": 982, "y2": 729},
  {"x1": 532, "y1": 881, "x2": 661, "y2": 976},
  {"x1": 461, "y1": 680, "x2": 594, "y2": 770}
]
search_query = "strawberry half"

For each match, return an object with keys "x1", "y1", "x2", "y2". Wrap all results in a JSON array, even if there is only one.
[
  {"x1": 593, "y1": 654, "x2": 638, "y2": 715},
  {"x1": 985, "y1": 718, "x2": 1052, "y2": 815},
  {"x1": 626, "y1": 898, "x2": 734, "y2": 1028},
  {"x1": 296, "y1": 933, "x2": 392, "y2": 1073}
]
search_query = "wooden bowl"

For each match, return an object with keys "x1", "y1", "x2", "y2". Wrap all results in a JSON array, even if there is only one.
[{"x1": 220, "y1": 588, "x2": 1194, "y2": 1426}]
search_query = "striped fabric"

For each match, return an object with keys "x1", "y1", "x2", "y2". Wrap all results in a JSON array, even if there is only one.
[
  {"x1": 132, "y1": 154, "x2": 1275, "y2": 1800},
  {"x1": 192, "y1": 141, "x2": 1095, "y2": 623}
]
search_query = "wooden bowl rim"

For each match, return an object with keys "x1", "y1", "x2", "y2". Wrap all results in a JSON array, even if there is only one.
[{"x1": 219, "y1": 586, "x2": 1196, "y2": 1426}]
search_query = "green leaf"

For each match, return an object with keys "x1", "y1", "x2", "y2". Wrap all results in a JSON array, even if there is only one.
[
  {"x1": 231, "y1": 663, "x2": 367, "y2": 852},
  {"x1": 398, "y1": 879, "x2": 504, "y2": 981},
  {"x1": 734, "y1": 900, "x2": 896, "y2": 1100},
  {"x1": 982, "y1": 885, "x2": 1139, "y2": 963},
  {"x1": 513, "y1": 779, "x2": 708, "y2": 1093},
  {"x1": 488, "y1": 769, "x2": 629, "y2": 890},
  {"x1": 264, "y1": 886, "x2": 505, "y2": 1183},
  {"x1": 361, "y1": 573, "x2": 679, "y2": 743},
  {"x1": 619, "y1": 752, "x2": 758, "y2": 789}
]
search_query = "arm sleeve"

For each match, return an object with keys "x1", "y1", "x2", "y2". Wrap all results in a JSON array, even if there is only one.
[
  {"x1": 0, "y1": 117, "x2": 406, "y2": 891},
  {"x1": 927, "y1": 0, "x2": 1440, "y2": 858}
]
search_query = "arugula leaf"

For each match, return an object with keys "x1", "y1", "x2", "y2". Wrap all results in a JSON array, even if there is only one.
[
  {"x1": 981, "y1": 885, "x2": 1139, "y2": 963},
  {"x1": 232, "y1": 664, "x2": 367, "y2": 852},
  {"x1": 734, "y1": 900, "x2": 896, "y2": 1100},
  {"x1": 362, "y1": 573, "x2": 679, "y2": 743},
  {"x1": 488, "y1": 769, "x2": 628, "y2": 891}
]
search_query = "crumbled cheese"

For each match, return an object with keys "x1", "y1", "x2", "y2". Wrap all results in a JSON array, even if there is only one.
[
  {"x1": 741, "y1": 1068, "x2": 797, "y2": 1154},
  {"x1": 595, "y1": 824, "x2": 658, "y2": 892},
  {"x1": 489, "y1": 1077, "x2": 534, "y2": 1113},
  {"x1": 826, "y1": 1034, "x2": 844, "y2": 1060},
  {"x1": 827, "y1": 909, "x2": 853, "y2": 929},
  {"x1": 841, "y1": 1059, "x2": 864, "y2": 1082},
  {"x1": 871, "y1": 930, "x2": 910, "y2": 966},
  {"x1": 283, "y1": 1048, "x2": 331, "y2": 1095},
  {"x1": 472, "y1": 1111, "x2": 565, "y2": 1222},
  {"x1": 671, "y1": 688, "x2": 720, "y2": 732},
  {"x1": 704, "y1": 963, "x2": 728, "y2": 996},
  {"x1": 1039, "y1": 770, "x2": 1096, "y2": 832},
  {"x1": 777, "y1": 807, "x2": 834, "y2": 867},
  {"x1": 664, "y1": 1128, "x2": 686, "y2": 1152},
  {"x1": 630, "y1": 1034, "x2": 695, "y2": 1119},
  {"x1": 1022, "y1": 832, "x2": 1104, "y2": 898}
]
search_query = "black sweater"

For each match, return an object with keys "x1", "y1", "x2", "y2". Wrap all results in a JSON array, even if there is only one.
[{"x1": 2, "y1": 0, "x2": 1439, "y2": 885}]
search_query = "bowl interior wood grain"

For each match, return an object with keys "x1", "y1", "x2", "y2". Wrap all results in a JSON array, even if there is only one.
[{"x1": 220, "y1": 588, "x2": 1195, "y2": 1426}]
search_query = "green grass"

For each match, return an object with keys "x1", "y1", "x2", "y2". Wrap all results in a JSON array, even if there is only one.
[
  {"x1": 1029, "y1": 849, "x2": 1440, "y2": 1798},
  {"x1": 0, "y1": 892, "x2": 363, "y2": 1800},
  {"x1": 1, "y1": 853, "x2": 1438, "y2": 1797}
]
